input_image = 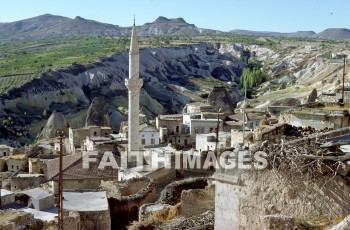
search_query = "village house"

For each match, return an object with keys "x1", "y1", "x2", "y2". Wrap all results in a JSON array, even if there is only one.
[
  {"x1": 228, "y1": 112, "x2": 265, "y2": 131},
  {"x1": 0, "y1": 145, "x2": 13, "y2": 157},
  {"x1": 46, "y1": 152, "x2": 118, "y2": 193},
  {"x1": 17, "y1": 188, "x2": 55, "y2": 211},
  {"x1": 83, "y1": 136, "x2": 117, "y2": 152},
  {"x1": 6, "y1": 154, "x2": 27, "y2": 172},
  {"x1": 139, "y1": 123, "x2": 160, "y2": 148},
  {"x1": 281, "y1": 103, "x2": 350, "y2": 130},
  {"x1": 11, "y1": 173, "x2": 46, "y2": 191},
  {"x1": 195, "y1": 132, "x2": 231, "y2": 152},
  {"x1": 68, "y1": 126, "x2": 113, "y2": 153}
]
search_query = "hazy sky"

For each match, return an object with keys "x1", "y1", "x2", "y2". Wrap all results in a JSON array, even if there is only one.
[{"x1": 1, "y1": 0, "x2": 349, "y2": 32}]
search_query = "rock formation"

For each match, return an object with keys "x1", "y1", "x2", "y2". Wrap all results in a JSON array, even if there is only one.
[
  {"x1": 38, "y1": 111, "x2": 69, "y2": 140},
  {"x1": 306, "y1": 88, "x2": 317, "y2": 103},
  {"x1": 85, "y1": 97, "x2": 111, "y2": 128},
  {"x1": 207, "y1": 86, "x2": 237, "y2": 113}
]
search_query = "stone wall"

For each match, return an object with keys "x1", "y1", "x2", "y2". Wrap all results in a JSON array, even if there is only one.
[
  {"x1": 45, "y1": 211, "x2": 81, "y2": 230},
  {"x1": 253, "y1": 123, "x2": 289, "y2": 142},
  {"x1": 158, "y1": 177, "x2": 209, "y2": 205},
  {"x1": 0, "y1": 210, "x2": 35, "y2": 229},
  {"x1": 79, "y1": 210, "x2": 111, "y2": 230},
  {"x1": 106, "y1": 177, "x2": 157, "y2": 229},
  {"x1": 238, "y1": 170, "x2": 350, "y2": 229},
  {"x1": 11, "y1": 175, "x2": 46, "y2": 191},
  {"x1": 285, "y1": 126, "x2": 350, "y2": 147},
  {"x1": 0, "y1": 158, "x2": 7, "y2": 172},
  {"x1": 180, "y1": 184, "x2": 215, "y2": 217}
]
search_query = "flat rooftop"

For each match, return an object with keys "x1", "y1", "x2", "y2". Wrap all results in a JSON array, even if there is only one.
[
  {"x1": 21, "y1": 188, "x2": 53, "y2": 200},
  {"x1": 63, "y1": 191, "x2": 108, "y2": 212},
  {"x1": 21, "y1": 207, "x2": 57, "y2": 222},
  {"x1": 15, "y1": 173, "x2": 43, "y2": 178},
  {"x1": 1, "y1": 189, "x2": 13, "y2": 196}
]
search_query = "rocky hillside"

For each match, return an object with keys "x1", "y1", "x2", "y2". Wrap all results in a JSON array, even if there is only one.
[
  {"x1": 245, "y1": 41, "x2": 350, "y2": 109},
  {"x1": 0, "y1": 43, "x2": 244, "y2": 144}
]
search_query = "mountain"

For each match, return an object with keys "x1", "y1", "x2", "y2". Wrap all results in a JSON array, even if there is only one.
[
  {"x1": 0, "y1": 14, "x2": 220, "y2": 40},
  {"x1": 1, "y1": 14, "x2": 349, "y2": 40},
  {"x1": 315, "y1": 28, "x2": 350, "y2": 40},
  {"x1": 137, "y1": 16, "x2": 199, "y2": 35},
  {"x1": 230, "y1": 29, "x2": 317, "y2": 38},
  {"x1": 0, "y1": 14, "x2": 128, "y2": 40}
]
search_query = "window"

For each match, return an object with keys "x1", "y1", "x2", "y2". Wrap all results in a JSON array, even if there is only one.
[
  {"x1": 4, "y1": 152, "x2": 6, "y2": 156},
  {"x1": 176, "y1": 126, "x2": 179, "y2": 133},
  {"x1": 17, "y1": 166, "x2": 19, "y2": 170},
  {"x1": 93, "y1": 131, "x2": 97, "y2": 136},
  {"x1": 12, "y1": 165, "x2": 14, "y2": 169},
  {"x1": 141, "y1": 139, "x2": 145, "y2": 145},
  {"x1": 151, "y1": 139, "x2": 155, "y2": 144}
]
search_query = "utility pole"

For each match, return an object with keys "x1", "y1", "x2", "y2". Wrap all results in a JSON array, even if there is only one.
[
  {"x1": 342, "y1": 55, "x2": 346, "y2": 104},
  {"x1": 214, "y1": 108, "x2": 222, "y2": 157},
  {"x1": 57, "y1": 131, "x2": 64, "y2": 230},
  {"x1": 0, "y1": 180, "x2": 2, "y2": 210},
  {"x1": 242, "y1": 84, "x2": 247, "y2": 147}
]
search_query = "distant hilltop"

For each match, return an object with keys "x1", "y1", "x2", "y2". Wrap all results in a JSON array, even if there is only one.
[
  {"x1": 230, "y1": 28, "x2": 350, "y2": 40},
  {"x1": 0, "y1": 14, "x2": 349, "y2": 40}
]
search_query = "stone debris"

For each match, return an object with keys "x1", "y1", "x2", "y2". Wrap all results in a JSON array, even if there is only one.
[{"x1": 261, "y1": 215, "x2": 296, "y2": 230}]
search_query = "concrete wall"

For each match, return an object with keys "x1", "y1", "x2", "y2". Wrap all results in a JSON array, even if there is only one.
[
  {"x1": 29, "y1": 194, "x2": 54, "y2": 211},
  {"x1": 52, "y1": 179, "x2": 102, "y2": 194},
  {"x1": 1, "y1": 189, "x2": 15, "y2": 206},
  {"x1": 214, "y1": 181, "x2": 241, "y2": 230}
]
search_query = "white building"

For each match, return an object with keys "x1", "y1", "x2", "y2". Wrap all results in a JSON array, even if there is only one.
[
  {"x1": 139, "y1": 123, "x2": 160, "y2": 149},
  {"x1": 195, "y1": 132, "x2": 231, "y2": 152},
  {"x1": 0, "y1": 145, "x2": 12, "y2": 157},
  {"x1": 189, "y1": 118, "x2": 223, "y2": 137}
]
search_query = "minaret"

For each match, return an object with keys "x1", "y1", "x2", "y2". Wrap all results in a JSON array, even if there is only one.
[{"x1": 125, "y1": 19, "x2": 143, "y2": 157}]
